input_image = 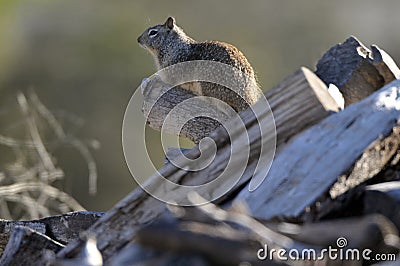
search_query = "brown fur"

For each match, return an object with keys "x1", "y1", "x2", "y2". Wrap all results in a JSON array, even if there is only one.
[{"x1": 138, "y1": 17, "x2": 261, "y2": 111}]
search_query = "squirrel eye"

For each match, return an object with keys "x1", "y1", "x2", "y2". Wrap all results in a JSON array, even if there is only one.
[{"x1": 148, "y1": 29, "x2": 158, "y2": 38}]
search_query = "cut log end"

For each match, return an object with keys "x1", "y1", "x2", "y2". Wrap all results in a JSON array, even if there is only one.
[{"x1": 315, "y1": 36, "x2": 400, "y2": 107}]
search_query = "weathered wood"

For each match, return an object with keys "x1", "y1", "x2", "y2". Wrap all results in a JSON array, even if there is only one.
[
  {"x1": 58, "y1": 67, "x2": 339, "y2": 263},
  {"x1": 0, "y1": 211, "x2": 103, "y2": 257},
  {"x1": 136, "y1": 221, "x2": 266, "y2": 265},
  {"x1": 0, "y1": 225, "x2": 64, "y2": 266},
  {"x1": 48, "y1": 234, "x2": 103, "y2": 266},
  {"x1": 2, "y1": 38, "x2": 400, "y2": 266},
  {"x1": 133, "y1": 214, "x2": 398, "y2": 265},
  {"x1": 315, "y1": 36, "x2": 400, "y2": 106},
  {"x1": 330, "y1": 126, "x2": 400, "y2": 198},
  {"x1": 142, "y1": 76, "x2": 222, "y2": 143},
  {"x1": 371, "y1": 45, "x2": 400, "y2": 84},
  {"x1": 111, "y1": 198, "x2": 300, "y2": 265},
  {"x1": 164, "y1": 148, "x2": 191, "y2": 165},
  {"x1": 110, "y1": 242, "x2": 214, "y2": 266},
  {"x1": 236, "y1": 79, "x2": 400, "y2": 221},
  {"x1": 364, "y1": 182, "x2": 400, "y2": 231},
  {"x1": 305, "y1": 126, "x2": 400, "y2": 221},
  {"x1": 268, "y1": 214, "x2": 399, "y2": 251},
  {"x1": 143, "y1": 66, "x2": 338, "y2": 144},
  {"x1": 371, "y1": 151, "x2": 400, "y2": 184},
  {"x1": 115, "y1": 199, "x2": 398, "y2": 265},
  {"x1": 265, "y1": 67, "x2": 339, "y2": 147}
]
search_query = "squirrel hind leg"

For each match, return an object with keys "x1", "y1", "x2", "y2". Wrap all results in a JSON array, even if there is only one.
[{"x1": 200, "y1": 82, "x2": 249, "y2": 112}]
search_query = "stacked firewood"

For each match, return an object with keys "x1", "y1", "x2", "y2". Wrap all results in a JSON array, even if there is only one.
[{"x1": 1, "y1": 36, "x2": 400, "y2": 265}]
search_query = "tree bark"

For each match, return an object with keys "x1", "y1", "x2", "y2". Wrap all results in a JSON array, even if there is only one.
[
  {"x1": 0, "y1": 226, "x2": 64, "y2": 266},
  {"x1": 236, "y1": 79, "x2": 400, "y2": 221},
  {"x1": 58, "y1": 67, "x2": 339, "y2": 263},
  {"x1": 315, "y1": 36, "x2": 400, "y2": 106},
  {"x1": 4, "y1": 37, "x2": 400, "y2": 265}
]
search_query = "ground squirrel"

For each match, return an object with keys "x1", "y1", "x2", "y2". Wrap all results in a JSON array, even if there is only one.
[{"x1": 137, "y1": 17, "x2": 262, "y2": 112}]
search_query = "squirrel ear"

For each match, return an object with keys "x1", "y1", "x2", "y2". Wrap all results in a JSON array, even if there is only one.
[{"x1": 165, "y1": 17, "x2": 175, "y2": 30}]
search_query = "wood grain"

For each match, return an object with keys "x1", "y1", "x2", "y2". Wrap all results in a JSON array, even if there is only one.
[
  {"x1": 236, "y1": 79, "x2": 400, "y2": 221},
  {"x1": 58, "y1": 67, "x2": 339, "y2": 263}
]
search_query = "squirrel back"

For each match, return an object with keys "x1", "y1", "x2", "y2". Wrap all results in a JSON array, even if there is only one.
[{"x1": 138, "y1": 17, "x2": 261, "y2": 111}]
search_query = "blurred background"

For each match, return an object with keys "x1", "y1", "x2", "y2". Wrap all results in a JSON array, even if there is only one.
[{"x1": 0, "y1": 0, "x2": 399, "y2": 213}]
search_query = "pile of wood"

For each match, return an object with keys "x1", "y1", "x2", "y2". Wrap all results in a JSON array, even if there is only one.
[{"x1": 1, "y1": 36, "x2": 400, "y2": 265}]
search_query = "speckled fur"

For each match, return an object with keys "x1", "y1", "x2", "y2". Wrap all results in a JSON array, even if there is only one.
[{"x1": 138, "y1": 17, "x2": 261, "y2": 111}]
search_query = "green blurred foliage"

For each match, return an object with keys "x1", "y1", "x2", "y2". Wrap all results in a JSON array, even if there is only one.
[{"x1": 0, "y1": 0, "x2": 399, "y2": 211}]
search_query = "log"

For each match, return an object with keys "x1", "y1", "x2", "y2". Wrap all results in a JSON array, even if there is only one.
[
  {"x1": 110, "y1": 242, "x2": 215, "y2": 266},
  {"x1": 59, "y1": 67, "x2": 339, "y2": 263},
  {"x1": 142, "y1": 76, "x2": 222, "y2": 143},
  {"x1": 113, "y1": 198, "x2": 301, "y2": 265},
  {"x1": 264, "y1": 67, "x2": 339, "y2": 146},
  {"x1": 0, "y1": 211, "x2": 103, "y2": 251},
  {"x1": 113, "y1": 198, "x2": 398, "y2": 265},
  {"x1": 236, "y1": 79, "x2": 400, "y2": 221},
  {"x1": 315, "y1": 36, "x2": 400, "y2": 106},
  {"x1": 142, "y1": 66, "x2": 338, "y2": 144},
  {"x1": 48, "y1": 234, "x2": 103, "y2": 266},
  {"x1": 268, "y1": 214, "x2": 399, "y2": 252},
  {"x1": 329, "y1": 126, "x2": 400, "y2": 199},
  {"x1": 371, "y1": 45, "x2": 400, "y2": 83},
  {"x1": 0, "y1": 226, "x2": 64, "y2": 266},
  {"x1": 133, "y1": 215, "x2": 399, "y2": 265},
  {"x1": 308, "y1": 125, "x2": 400, "y2": 220},
  {"x1": 364, "y1": 181, "x2": 400, "y2": 231},
  {"x1": 2, "y1": 38, "x2": 400, "y2": 265},
  {"x1": 135, "y1": 221, "x2": 266, "y2": 265}
]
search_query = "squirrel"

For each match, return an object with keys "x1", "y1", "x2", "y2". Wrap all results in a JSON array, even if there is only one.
[{"x1": 137, "y1": 17, "x2": 262, "y2": 112}]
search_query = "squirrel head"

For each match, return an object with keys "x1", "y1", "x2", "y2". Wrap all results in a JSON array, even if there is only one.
[{"x1": 138, "y1": 17, "x2": 194, "y2": 68}]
